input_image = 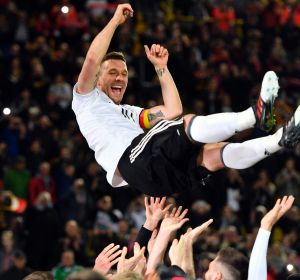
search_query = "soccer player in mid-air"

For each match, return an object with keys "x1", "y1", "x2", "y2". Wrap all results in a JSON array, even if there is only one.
[{"x1": 72, "y1": 3, "x2": 300, "y2": 196}]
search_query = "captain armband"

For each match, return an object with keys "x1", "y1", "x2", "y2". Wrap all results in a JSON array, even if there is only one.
[{"x1": 139, "y1": 109, "x2": 151, "y2": 129}]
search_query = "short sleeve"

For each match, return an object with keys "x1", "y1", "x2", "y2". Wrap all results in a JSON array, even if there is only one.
[{"x1": 72, "y1": 83, "x2": 97, "y2": 113}]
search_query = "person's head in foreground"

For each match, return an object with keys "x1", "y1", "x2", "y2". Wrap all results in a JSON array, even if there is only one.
[
  {"x1": 204, "y1": 247, "x2": 248, "y2": 280},
  {"x1": 66, "y1": 268, "x2": 107, "y2": 280},
  {"x1": 145, "y1": 264, "x2": 190, "y2": 280},
  {"x1": 23, "y1": 271, "x2": 53, "y2": 280}
]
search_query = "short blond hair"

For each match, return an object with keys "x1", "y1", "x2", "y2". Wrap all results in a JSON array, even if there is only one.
[{"x1": 101, "y1": 52, "x2": 126, "y2": 65}]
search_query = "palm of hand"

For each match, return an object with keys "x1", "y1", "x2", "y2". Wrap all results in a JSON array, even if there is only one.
[
  {"x1": 95, "y1": 258, "x2": 111, "y2": 274},
  {"x1": 169, "y1": 238, "x2": 185, "y2": 265},
  {"x1": 122, "y1": 257, "x2": 137, "y2": 271},
  {"x1": 261, "y1": 196, "x2": 295, "y2": 230},
  {"x1": 160, "y1": 207, "x2": 189, "y2": 232},
  {"x1": 147, "y1": 206, "x2": 164, "y2": 221},
  {"x1": 161, "y1": 216, "x2": 181, "y2": 231},
  {"x1": 117, "y1": 245, "x2": 145, "y2": 273}
]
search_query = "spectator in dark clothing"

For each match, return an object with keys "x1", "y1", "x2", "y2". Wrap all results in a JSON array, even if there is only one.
[
  {"x1": 189, "y1": 200, "x2": 212, "y2": 229},
  {"x1": 0, "y1": 141, "x2": 7, "y2": 178},
  {"x1": 0, "y1": 116, "x2": 27, "y2": 160},
  {"x1": 55, "y1": 163, "x2": 75, "y2": 199},
  {"x1": 29, "y1": 115, "x2": 59, "y2": 161},
  {"x1": 0, "y1": 250, "x2": 31, "y2": 280},
  {"x1": 41, "y1": 92, "x2": 63, "y2": 128},
  {"x1": 58, "y1": 220, "x2": 87, "y2": 266},
  {"x1": 25, "y1": 139, "x2": 45, "y2": 176},
  {"x1": 28, "y1": 59, "x2": 50, "y2": 105},
  {"x1": 56, "y1": 178, "x2": 94, "y2": 227},
  {"x1": 251, "y1": 169, "x2": 274, "y2": 210},
  {"x1": 0, "y1": 230, "x2": 16, "y2": 273},
  {"x1": 23, "y1": 191, "x2": 61, "y2": 270}
]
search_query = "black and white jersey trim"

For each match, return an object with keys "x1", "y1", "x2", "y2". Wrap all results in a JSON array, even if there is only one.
[
  {"x1": 121, "y1": 106, "x2": 135, "y2": 122},
  {"x1": 129, "y1": 119, "x2": 183, "y2": 163}
]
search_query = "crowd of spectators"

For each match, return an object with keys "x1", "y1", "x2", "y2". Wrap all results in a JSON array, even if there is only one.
[{"x1": 1, "y1": 0, "x2": 300, "y2": 279}]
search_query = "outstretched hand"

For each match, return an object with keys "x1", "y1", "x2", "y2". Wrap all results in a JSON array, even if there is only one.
[
  {"x1": 160, "y1": 206, "x2": 189, "y2": 233},
  {"x1": 168, "y1": 236, "x2": 186, "y2": 267},
  {"x1": 144, "y1": 44, "x2": 169, "y2": 69},
  {"x1": 117, "y1": 243, "x2": 145, "y2": 274},
  {"x1": 261, "y1": 195, "x2": 295, "y2": 232},
  {"x1": 93, "y1": 243, "x2": 122, "y2": 274},
  {"x1": 144, "y1": 197, "x2": 173, "y2": 231},
  {"x1": 112, "y1": 3, "x2": 134, "y2": 25},
  {"x1": 184, "y1": 219, "x2": 213, "y2": 244}
]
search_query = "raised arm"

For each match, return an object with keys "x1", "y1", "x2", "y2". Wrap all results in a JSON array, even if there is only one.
[
  {"x1": 77, "y1": 4, "x2": 133, "y2": 94},
  {"x1": 181, "y1": 219, "x2": 213, "y2": 278},
  {"x1": 140, "y1": 44, "x2": 183, "y2": 128},
  {"x1": 144, "y1": 196, "x2": 172, "y2": 231},
  {"x1": 135, "y1": 197, "x2": 172, "y2": 251},
  {"x1": 146, "y1": 206, "x2": 189, "y2": 275},
  {"x1": 248, "y1": 196, "x2": 295, "y2": 280}
]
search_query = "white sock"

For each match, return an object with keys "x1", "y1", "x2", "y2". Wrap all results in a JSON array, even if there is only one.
[
  {"x1": 222, "y1": 128, "x2": 283, "y2": 169},
  {"x1": 189, "y1": 108, "x2": 256, "y2": 143}
]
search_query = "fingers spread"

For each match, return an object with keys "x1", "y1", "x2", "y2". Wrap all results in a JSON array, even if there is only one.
[
  {"x1": 170, "y1": 207, "x2": 177, "y2": 216},
  {"x1": 174, "y1": 206, "x2": 182, "y2": 217},
  {"x1": 179, "y1": 218, "x2": 189, "y2": 227},
  {"x1": 134, "y1": 242, "x2": 141, "y2": 255},
  {"x1": 179, "y1": 208, "x2": 188, "y2": 219},
  {"x1": 163, "y1": 204, "x2": 173, "y2": 214},
  {"x1": 120, "y1": 246, "x2": 127, "y2": 259},
  {"x1": 145, "y1": 196, "x2": 149, "y2": 207},
  {"x1": 109, "y1": 249, "x2": 122, "y2": 261},
  {"x1": 110, "y1": 256, "x2": 121, "y2": 267},
  {"x1": 101, "y1": 243, "x2": 115, "y2": 255},
  {"x1": 150, "y1": 196, "x2": 155, "y2": 205},
  {"x1": 107, "y1": 244, "x2": 120, "y2": 256},
  {"x1": 160, "y1": 197, "x2": 166, "y2": 206}
]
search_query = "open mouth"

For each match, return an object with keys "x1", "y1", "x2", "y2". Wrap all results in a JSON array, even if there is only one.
[{"x1": 111, "y1": 85, "x2": 122, "y2": 95}]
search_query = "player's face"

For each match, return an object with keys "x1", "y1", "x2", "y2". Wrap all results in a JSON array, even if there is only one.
[{"x1": 98, "y1": 59, "x2": 128, "y2": 104}]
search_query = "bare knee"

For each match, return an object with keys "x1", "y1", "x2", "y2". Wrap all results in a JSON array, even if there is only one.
[
  {"x1": 183, "y1": 114, "x2": 196, "y2": 137},
  {"x1": 197, "y1": 142, "x2": 228, "y2": 171}
]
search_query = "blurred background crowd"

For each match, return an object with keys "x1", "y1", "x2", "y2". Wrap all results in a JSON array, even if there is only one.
[{"x1": 1, "y1": 0, "x2": 300, "y2": 279}]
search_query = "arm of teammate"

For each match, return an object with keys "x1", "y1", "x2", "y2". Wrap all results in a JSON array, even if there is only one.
[
  {"x1": 146, "y1": 206, "x2": 189, "y2": 275},
  {"x1": 77, "y1": 4, "x2": 133, "y2": 94},
  {"x1": 180, "y1": 219, "x2": 213, "y2": 278},
  {"x1": 248, "y1": 195, "x2": 295, "y2": 280},
  {"x1": 135, "y1": 197, "x2": 172, "y2": 251},
  {"x1": 139, "y1": 44, "x2": 183, "y2": 129}
]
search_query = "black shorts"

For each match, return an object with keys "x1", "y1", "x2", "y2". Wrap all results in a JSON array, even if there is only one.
[{"x1": 118, "y1": 119, "x2": 204, "y2": 196}]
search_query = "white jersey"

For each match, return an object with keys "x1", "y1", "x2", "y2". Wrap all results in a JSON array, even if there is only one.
[{"x1": 72, "y1": 85, "x2": 144, "y2": 187}]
